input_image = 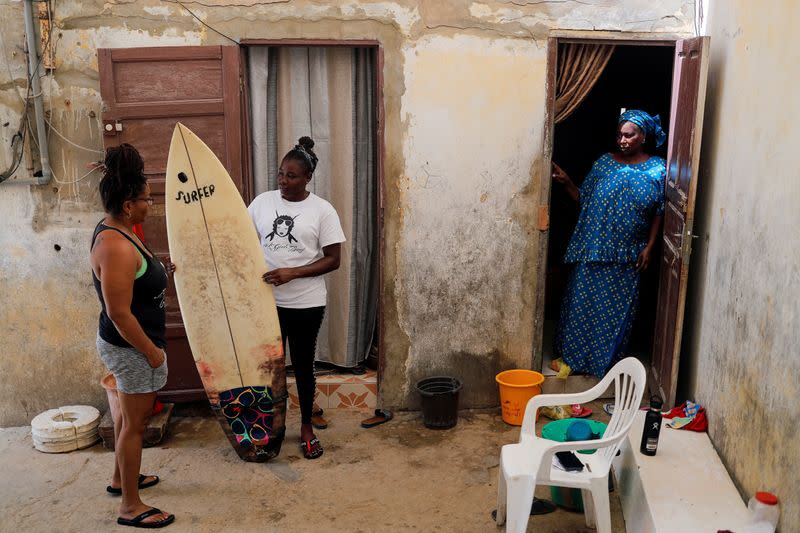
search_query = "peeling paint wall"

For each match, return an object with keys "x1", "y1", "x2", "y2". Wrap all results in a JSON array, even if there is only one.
[
  {"x1": 681, "y1": 0, "x2": 800, "y2": 527},
  {"x1": 395, "y1": 34, "x2": 547, "y2": 406},
  {"x1": 0, "y1": 0, "x2": 694, "y2": 427}
]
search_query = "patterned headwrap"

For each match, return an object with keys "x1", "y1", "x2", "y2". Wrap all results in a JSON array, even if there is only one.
[{"x1": 618, "y1": 110, "x2": 667, "y2": 148}]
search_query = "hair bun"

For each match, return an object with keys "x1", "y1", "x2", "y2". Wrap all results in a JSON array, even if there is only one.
[{"x1": 298, "y1": 136, "x2": 315, "y2": 150}]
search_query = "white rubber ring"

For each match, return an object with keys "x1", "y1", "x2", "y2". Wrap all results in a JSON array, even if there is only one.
[{"x1": 30, "y1": 405, "x2": 101, "y2": 453}]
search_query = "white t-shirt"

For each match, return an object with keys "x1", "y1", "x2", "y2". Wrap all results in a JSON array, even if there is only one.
[{"x1": 248, "y1": 190, "x2": 346, "y2": 308}]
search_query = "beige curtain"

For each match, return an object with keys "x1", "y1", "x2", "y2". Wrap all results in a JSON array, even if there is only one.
[
  {"x1": 276, "y1": 47, "x2": 355, "y2": 366},
  {"x1": 248, "y1": 47, "x2": 378, "y2": 368},
  {"x1": 555, "y1": 44, "x2": 615, "y2": 124}
]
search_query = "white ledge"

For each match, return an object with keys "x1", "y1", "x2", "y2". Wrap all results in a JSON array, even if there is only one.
[{"x1": 613, "y1": 411, "x2": 750, "y2": 532}]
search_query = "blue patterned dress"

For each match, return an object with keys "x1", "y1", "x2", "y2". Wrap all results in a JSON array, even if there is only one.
[{"x1": 554, "y1": 153, "x2": 666, "y2": 377}]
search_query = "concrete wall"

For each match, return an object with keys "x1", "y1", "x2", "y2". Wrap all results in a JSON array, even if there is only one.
[
  {"x1": 0, "y1": 0, "x2": 694, "y2": 427},
  {"x1": 680, "y1": 0, "x2": 800, "y2": 527}
]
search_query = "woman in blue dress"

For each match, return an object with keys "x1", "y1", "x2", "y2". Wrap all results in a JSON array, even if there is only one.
[{"x1": 550, "y1": 110, "x2": 667, "y2": 378}]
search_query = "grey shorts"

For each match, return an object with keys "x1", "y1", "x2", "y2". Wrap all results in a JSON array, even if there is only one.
[{"x1": 96, "y1": 334, "x2": 168, "y2": 394}]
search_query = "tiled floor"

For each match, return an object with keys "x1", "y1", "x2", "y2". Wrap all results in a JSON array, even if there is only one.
[{"x1": 287, "y1": 370, "x2": 377, "y2": 409}]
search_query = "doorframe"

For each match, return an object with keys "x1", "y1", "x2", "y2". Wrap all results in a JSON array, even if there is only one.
[
  {"x1": 534, "y1": 31, "x2": 681, "y2": 377},
  {"x1": 239, "y1": 39, "x2": 387, "y2": 387}
]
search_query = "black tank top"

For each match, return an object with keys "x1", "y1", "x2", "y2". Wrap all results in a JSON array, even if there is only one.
[{"x1": 91, "y1": 221, "x2": 167, "y2": 349}]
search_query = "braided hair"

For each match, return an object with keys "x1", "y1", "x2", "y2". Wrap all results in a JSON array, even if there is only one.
[
  {"x1": 282, "y1": 136, "x2": 318, "y2": 175},
  {"x1": 98, "y1": 143, "x2": 146, "y2": 216}
]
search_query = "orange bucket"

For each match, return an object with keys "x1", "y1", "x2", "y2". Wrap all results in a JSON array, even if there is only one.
[{"x1": 495, "y1": 369, "x2": 545, "y2": 425}]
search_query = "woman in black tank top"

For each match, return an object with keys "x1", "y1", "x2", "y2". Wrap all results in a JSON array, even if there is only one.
[{"x1": 90, "y1": 144, "x2": 175, "y2": 528}]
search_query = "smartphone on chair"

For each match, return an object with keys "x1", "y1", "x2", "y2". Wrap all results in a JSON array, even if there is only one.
[{"x1": 555, "y1": 451, "x2": 584, "y2": 472}]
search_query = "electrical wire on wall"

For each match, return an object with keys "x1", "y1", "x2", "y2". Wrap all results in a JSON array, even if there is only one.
[
  {"x1": 162, "y1": 0, "x2": 241, "y2": 45},
  {"x1": 0, "y1": 33, "x2": 33, "y2": 183},
  {"x1": 1, "y1": 0, "x2": 104, "y2": 184},
  {"x1": 5, "y1": 0, "x2": 243, "y2": 184},
  {"x1": 0, "y1": 120, "x2": 28, "y2": 184},
  {"x1": 39, "y1": 0, "x2": 104, "y2": 186}
]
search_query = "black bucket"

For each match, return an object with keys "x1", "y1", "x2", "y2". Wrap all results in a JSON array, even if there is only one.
[{"x1": 415, "y1": 376, "x2": 462, "y2": 429}]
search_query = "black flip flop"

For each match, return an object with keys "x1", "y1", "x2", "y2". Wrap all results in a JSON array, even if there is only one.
[
  {"x1": 361, "y1": 409, "x2": 393, "y2": 428},
  {"x1": 491, "y1": 498, "x2": 557, "y2": 521},
  {"x1": 107, "y1": 474, "x2": 160, "y2": 495},
  {"x1": 117, "y1": 508, "x2": 175, "y2": 528}
]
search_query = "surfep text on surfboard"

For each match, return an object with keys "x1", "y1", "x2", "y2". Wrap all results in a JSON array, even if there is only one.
[{"x1": 174, "y1": 184, "x2": 216, "y2": 204}]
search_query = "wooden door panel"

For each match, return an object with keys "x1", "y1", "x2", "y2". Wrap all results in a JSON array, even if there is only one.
[
  {"x1": 653, "y1": 239, "x2": 680, "y2": 383},
  {"x1": 113, "y1": 60, "x2": 224, "y2": 103},
  {"x1": 116, "y1": 116, "x2": 229, "y2": 173},
  {"x1": 651, "y1": 37, "x2": 710, "y2": 406},
  {"x1": 98, "y1": 45, "x2": 247, "y2": 401},
  {"x1": 662, "y1": 202, "x2": 685, "y2": 251}
]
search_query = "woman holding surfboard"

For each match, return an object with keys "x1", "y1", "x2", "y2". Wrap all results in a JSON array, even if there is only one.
[
  {"x1": 249, "y1": 136, "x2": 346, "y2": 460},
  {"x1": 91, "y1": 144, "x2": 175, "y2": 528}
]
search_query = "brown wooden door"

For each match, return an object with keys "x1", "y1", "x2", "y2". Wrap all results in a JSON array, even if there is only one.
[
  {"x1": 98, "y1": 45, "x2": 249, "y2": 401},
  {"x1": 651, "y1": 37, "x2": 710, "y2": 407}
]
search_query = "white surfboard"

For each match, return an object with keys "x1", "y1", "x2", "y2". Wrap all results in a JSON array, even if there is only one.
[{"x1": 165, "y1": 123, "x2": 285, "y2": 462}]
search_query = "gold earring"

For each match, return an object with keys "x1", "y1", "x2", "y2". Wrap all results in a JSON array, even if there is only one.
[{"x1": 125, "y1": 211, "x2": 131, "y2": 219}]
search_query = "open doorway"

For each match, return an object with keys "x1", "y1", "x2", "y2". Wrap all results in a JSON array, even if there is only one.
[
  {"x1": 245, "y1": 44, "x2": 381, "y2": 383},
  {"x1": 542, "y1": 42, "x2": 675, "y2": 378}
]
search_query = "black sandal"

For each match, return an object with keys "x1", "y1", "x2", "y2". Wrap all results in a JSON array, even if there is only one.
[
  {"x1": 107, "y1": 474, "x2": 160, "y2": 495},
  {"x1": 311, "y1": 405, "x2": 328, "y2": 429},
  {"x1": 361, "y1": 409, "x2": 393, "y2": 428},
  {"x1": 117, "y1": 508, "x2": 175, "y2": 528},
  {"x1": 311, "y1": 413, "x2": 328, "y2": 430},
  {"x1": 299, "y1": 436, "x2": 323, "y2": 459},
  {"x1": 491, "y1": 498, "x2": 556, "y2": 521}
]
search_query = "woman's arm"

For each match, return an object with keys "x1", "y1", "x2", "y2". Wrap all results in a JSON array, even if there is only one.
[
  {"x1": 262, "y1": 243, "x2": 342, "y2": 286},
  {"x1": 636, "y1": 214, "x2": 663, "y2": 272},
  {"x1": 552, "y1": 162, "x2": 579, "y2": 203},
  {"x1": 95, "y1": 234, "x2": 165, "y2": 367}
]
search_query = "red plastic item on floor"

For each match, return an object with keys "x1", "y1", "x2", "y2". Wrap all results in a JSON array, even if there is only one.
[{"x1": 662, "y1": 402, "x2": 708, "y2": 432}]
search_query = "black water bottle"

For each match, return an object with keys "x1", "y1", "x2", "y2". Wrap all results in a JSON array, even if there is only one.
[{"x1": 639, "y1": 395, "x2": 663, "y2": 456}]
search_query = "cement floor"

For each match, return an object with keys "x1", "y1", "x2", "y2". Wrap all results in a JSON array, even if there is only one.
[{"x1": 0, "y1": 401, "x2": 624, "y2": 532}]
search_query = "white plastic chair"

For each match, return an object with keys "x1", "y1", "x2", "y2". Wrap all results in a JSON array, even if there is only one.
[{"x1": 495, "y1": 357, "x2": 646, "y2": 533}]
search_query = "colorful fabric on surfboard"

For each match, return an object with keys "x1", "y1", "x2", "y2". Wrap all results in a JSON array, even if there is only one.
[{"x1": 219, "y1": 386, "x2": 276, "y2": 447}]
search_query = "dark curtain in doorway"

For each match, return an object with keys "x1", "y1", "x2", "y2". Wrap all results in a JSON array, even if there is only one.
[{"x1": 555, "y1": 43, "x2": 615, "y2": 124}]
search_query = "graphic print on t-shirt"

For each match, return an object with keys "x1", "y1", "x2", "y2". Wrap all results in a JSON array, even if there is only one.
[
  {"x1": 248, "y1": 190, "x2": 346, "y2": 308},
  {"x1": 266, "y1": 211, "x2": 299, "y2": 243},
  {"x1": 263, "y1": 211, "x2": 306, "y2": 255}
]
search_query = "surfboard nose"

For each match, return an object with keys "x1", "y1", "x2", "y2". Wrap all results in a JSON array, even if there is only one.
[{"x1": 169, "y1": 123, "x2": 186, "y2": 151}]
